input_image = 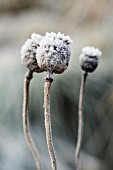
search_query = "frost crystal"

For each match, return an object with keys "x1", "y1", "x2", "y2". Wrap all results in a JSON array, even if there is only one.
[
  {"x1": 79, "y1": 46, "x2": 102, "y2": 73},
  {"x1": 21, "y1": 33, "x2": 44, "y2": 72},
  {"x1": 82, "y1": 46, "x2": 102, "y2": 57},
  {"x1": 36, "y1": 32, "x2": 73, "y2": 74}
]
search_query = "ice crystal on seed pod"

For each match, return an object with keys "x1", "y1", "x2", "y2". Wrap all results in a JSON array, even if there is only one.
[
  {"x1": 82, "y1": 46, "x2": 102, "y2": 57},
  {"x1": 79, "y1": 46, "x2": 102, "y2": 73},
  {"x1": 21, "y1": 33, "x2": 44, "y2": 73},
  {"x1": 36, "y1": 32, "x2": 73, "y2": 74}
]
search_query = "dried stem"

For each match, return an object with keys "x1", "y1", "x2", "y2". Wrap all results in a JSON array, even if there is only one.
[
  {"x1": 23, "y1": 71, "x2": 42, "y2": 170},
  {"x1": 75, "y1": 72, "x2": 88, "y2": 170},
  {"x1": 44, "y1": 74, "x2": 57, "y2": 170}
]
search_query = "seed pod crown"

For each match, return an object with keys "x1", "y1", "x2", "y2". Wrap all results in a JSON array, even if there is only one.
[{"x1": 79, "y1": 46, "x2": 102, "y2": 73}]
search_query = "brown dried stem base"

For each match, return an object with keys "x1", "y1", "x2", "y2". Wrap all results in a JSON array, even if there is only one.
[
  {"x1": 44, "y1": 75, "x2": 57, "y2": 170},
  {"x1": 75, "y1": 72, "x2": 88, "y2": 170},
  {"x1": 23, "y1": 71, "x2": 42, "y2": 170}
]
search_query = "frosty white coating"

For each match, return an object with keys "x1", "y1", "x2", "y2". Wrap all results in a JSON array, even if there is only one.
[
  {"x1": 79, "y1": 46, "x2": 102, "y2": 73},
  {"x1": 21, "y1": 33, "x2": 44, "y2": 72},
  {"x1": 36, "y1": 32, "x2": 73, "y2": 74},
  {"x1": 82, "y1": 46, "x2": 102, "y2": 57}
]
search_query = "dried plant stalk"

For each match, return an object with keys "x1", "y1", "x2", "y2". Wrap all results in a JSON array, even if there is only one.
[
  {"x1": 23, "y1": 71, "x2": 42, "y2": 170},
  {"x1": 75, "y1": 72, "x2": 88, "y2": 170},
  {"x1": 44, "y1": 75, "x2": 57, "y2": 170}
]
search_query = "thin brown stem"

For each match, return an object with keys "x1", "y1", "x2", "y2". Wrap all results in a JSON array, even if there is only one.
[
  {"x1": 23, "y1": 71, "x2": 42, "y2": 170},
  {"x1": 75, "y1": 72, "x2": 88, "y2": 170},
  {"x1": 44, "y1": 74, "x2": 57, "y2": 170}
]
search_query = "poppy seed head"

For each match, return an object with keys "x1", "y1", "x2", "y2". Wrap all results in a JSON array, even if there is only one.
[
  {"x1": 21, "y1": 33, "x2": 44, "y2": 73},
  {"x1": 36, "y1": 32, "x2": 73, "y2": 74},
  {"x1": 79, "y1": 46, "x2": 102, "y2": 73}
]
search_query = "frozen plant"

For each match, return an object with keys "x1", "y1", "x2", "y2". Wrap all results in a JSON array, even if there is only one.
[
  {"x1": 21, "y1": 33, "x2": 44, "y2": 73},
  {"x1": 75, "y1": 46, "x2": 102, "y2": 170},
  {"x1": 21, "y1": 32, "x2": 72, "y2": 170},
  {"x1": 21, "y1": 33, "x2": 44, "y2": 170},
  {"x1": 36, "y1": 32, "x2": 73, "y2": 170},
  {"x1": 36, "y1": 32, "x2": 72, "y2": 74},
  {"x1": 79, "y1": 46, "x2": 102, "y2": 73}
]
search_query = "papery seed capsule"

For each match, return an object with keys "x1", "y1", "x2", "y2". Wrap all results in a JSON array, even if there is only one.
[
  {"x1": 21, "y1": 33, "x2": 44, "y2": 73},
  {"x1": 36, "y1": 32, "x2": 73, "y2": 74},
  {"x1": 79, "y1": 46, "x2": 102, "y2": 73}
]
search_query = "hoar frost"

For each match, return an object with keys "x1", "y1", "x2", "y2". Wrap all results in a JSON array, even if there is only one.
[
  {"x1": 82, "y1": 46, "x2": 102, "y2": 57},
  {"x1": 36, "y1": 32, "x2": 73, "y2": 74},
  {"x1": 79, "y1": 46, "x2": 102, "y2": 73},
  {"x1": 21, "y1": 33, "x2": 44, "y2": 73},
  {"x1": 21, "y1": 32, "x2": 72, "y2": 74}
]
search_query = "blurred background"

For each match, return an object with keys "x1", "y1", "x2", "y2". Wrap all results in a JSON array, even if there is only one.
[{"x1": 0, "y1": 0, "x2": 113, "y2": 169}]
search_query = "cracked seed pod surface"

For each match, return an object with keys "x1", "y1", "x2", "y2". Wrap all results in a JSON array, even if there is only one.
[
  {"x1": 36, "y1": 32, "x2": 73, "y2": 74},
  {"x1": 79, "y1": 46, "x2": 102, "y2": 73},
  {"x1": 21, "y1": 33, "x2": 44, "y2": 73}
]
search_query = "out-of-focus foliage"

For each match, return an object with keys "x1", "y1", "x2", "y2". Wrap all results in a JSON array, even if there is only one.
[
  {"x1": 0, "y1": 0, "x2": 39, "y2": 12},
  {"x1": 0, "y1": 0, "x2": 113, "y2": 169}
]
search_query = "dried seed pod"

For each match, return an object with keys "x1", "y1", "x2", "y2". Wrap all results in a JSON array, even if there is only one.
[
  {"x1": 21, "y1": 33, "x2": 44, "y2": 73},
  {"x1": 79, "y1": 46, "x2": 102, "y2": 73},
  {"x1": 36, "y1": 32, "x2": 73, "y2": 74}
]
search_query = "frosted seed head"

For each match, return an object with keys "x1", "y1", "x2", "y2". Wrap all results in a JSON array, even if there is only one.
[
  {"x1": 21, "y1": 33, "x2": 44, "y2": 73},
  {"x1": 36, "y1": 32, "x2": 73, "y2": 74},
  {"x1": 79, "y1": 46, "x2": 102, "y2": 73}
]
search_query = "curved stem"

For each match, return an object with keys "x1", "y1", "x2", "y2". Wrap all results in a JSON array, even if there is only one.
[
  {"x1": 75, "y1": 72, "x2": 88, "y2": 170},
  {"x1": 23, "y1": 71, "x2": 42, "y2": 170},
  {"x1": 44, "y1": 74, "x2": 57, "y2": 170}
]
